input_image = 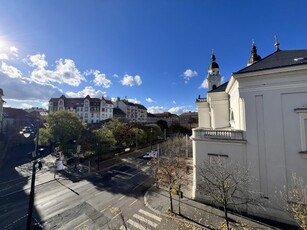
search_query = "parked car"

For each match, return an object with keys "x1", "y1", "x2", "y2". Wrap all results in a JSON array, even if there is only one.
[{"x1": 143, "y1": 150, "x2": 158, "y2": 159}]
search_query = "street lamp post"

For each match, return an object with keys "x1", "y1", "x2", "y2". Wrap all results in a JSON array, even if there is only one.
[
  {"x1": 26, "y1": 160, "x2": 42, "y2": 230},
  {"x1": 20, "y1": 123, "x2": 43, "y2": 230}
]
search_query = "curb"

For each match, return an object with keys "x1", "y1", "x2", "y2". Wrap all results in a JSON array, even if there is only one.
[{"x1": 144, "y1": 186, "x2": 208, "y2": 229}]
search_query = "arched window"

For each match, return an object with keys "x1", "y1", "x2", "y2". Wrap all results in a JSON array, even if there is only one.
[{"x1": 212, "y1": 85, "x2": 217, "y2": 90}]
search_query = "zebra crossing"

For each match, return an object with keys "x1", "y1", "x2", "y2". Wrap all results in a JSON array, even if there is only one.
[{"x1": 119, "y1": 209, "x2": 162, "y2": 230}]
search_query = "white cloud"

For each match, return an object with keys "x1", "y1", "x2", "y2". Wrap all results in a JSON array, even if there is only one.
[
  {"x1": 0, "y1": 71, "x2": 63, "y2": 101},
  {"x1": 183, "y1": 69, "x2": 198, "y2": 83},
  {"x1": 42, "y1": 101, "x2": 49, "y2": 108},
  {"x1": 21, "y1": 103, "x2": 33, "y2": 109},
  {"x1": 146, "y1": 97, "x2": 155, "y2": 103},
  {"x1": 10, "y1": 46, "x2": 18, "y2": 57},
  {"x1": 120, "y1": 74, "x2": 142, "y2": 87},
  {"x1": 66, "y1": 86, "x2": 106, "y2": 98},
  {"x1": 172, "y1": 100, "x2": 176, "y2": 104},
  {"x1": 0, "y1": 53, "x2": 8, "y2": 60},
  {"x1": 200, "y1": 79, "x2": 208, "y2": 89},
  {"x1": 0, "y1": 62, "x2": 22, "y2": 78},
  {"x1": 168, "y1": 106, "x2": 190, "y2": 115},
  {"x1": 148, "y1": 106, "x2": 165, "y2": 114},
  {"x1": 128, "y1": 98, "x2": 141, "y2": 104},
  {"x1": 112, "y1": 74, "x2": 119, "y2": 78},
  {"x1": 27, "y1": 54, "x2": 86, "y2": 87},
  {"x1": 55, "y1": 59, "x2": 85, "y2": 86},
  {"x1": 86, "y1": 70, "x2": 112, "y2": 88},
  {"x1": 28, "y1": 54, "x2": 48, "y2": 69}
]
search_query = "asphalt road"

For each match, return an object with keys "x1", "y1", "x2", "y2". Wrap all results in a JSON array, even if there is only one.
[{"x1": 0, "y1": 146, "x2": 183, "y2": 230}]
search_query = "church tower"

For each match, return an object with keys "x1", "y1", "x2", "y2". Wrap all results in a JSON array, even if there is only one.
[
  {"x1": 247, "y1": 41, "x2": 261, "y2": 66},
  {"x1": 207, "y1": 51, "x2": 222, "y2": 91}
]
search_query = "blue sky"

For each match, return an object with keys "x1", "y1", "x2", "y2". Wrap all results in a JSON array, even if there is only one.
[{"x1": 1, "y1": 0, "x2": 307, "y2": 114}]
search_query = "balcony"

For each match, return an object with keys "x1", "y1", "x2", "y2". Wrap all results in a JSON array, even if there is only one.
[{"x1": 192, "y1": 128, "x2": 245, "y2": 141}]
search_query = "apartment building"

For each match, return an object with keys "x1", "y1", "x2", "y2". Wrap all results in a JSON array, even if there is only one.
[
  {"x1": 113, "y1": 97, "x2": 147, "y2": 123},
  {"x1": 49, "y1": 95, "x2": 113, "y2": 124}
]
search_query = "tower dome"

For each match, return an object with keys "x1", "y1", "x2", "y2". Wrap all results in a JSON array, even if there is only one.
[
  {"x1": 208, "y1": 52, "x2": 219, "y2": 70},
  {"x1": 247, "y1": 41, "x2": 261, "y2": 66}
]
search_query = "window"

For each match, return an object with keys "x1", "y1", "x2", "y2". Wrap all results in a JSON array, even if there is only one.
[{"x1": 295, "y1": 107, "x2": 307, "y2": 153}]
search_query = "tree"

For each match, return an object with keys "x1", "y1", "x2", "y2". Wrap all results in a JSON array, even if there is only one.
[
  {"x1": 151, "y1": 135, "x2": 190, "y2": 213},
  {"x1": 94, "y1": 128, "x2": 116, "y2": 153},
  {"x1": 41, "y1": 111, "x2": 86, "y2": 153},
  {"x1": 157, "y1": 119, "x2": 168, "y2": 132},
  {"x1": 280, "y1": 173, "x2": 307, "y2": 229},
  {"x1": 198, "y1": 157, "x2": 262, "y2": 230},
  {"x1": 104, "y1": 119, "x2": 135, "y2": 147}
]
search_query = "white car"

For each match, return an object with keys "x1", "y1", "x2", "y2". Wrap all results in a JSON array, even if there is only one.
[{"x1": 143, "y1": 150, "x2": 158, "y2": 159}]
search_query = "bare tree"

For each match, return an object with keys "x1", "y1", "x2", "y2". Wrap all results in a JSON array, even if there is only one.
[
  {"x1": 280, "y1": 173, "x2": 307, "y2": 229},
  {"x1": 198, "y1": 157, "x2": 262, "y2": 230},
  {"x1": 151, "y1": 135, "x2": 190, "y2": 213}
]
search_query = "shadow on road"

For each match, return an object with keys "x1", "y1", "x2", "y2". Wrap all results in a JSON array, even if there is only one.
[{"x1": 0, "y1": 143, "x2": 43, "y2": 229}]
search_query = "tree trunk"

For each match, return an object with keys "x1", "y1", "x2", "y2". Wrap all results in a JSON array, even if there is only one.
[
  {"x1": 169, "y1": 189, "x2": 173, "y2": 213},
  {"x1": 224, "y1": 203, "x2": 230, "y2": 230}
]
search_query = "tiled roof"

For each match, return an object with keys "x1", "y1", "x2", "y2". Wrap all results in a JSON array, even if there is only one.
[
  {"x1": 135, "y1": 104, "x2": 147, "y2": 110},
  {"x1": 235, "y1": 49, "x2": 307, "y2": 74},
  {"x1": 49, "y1": 96, "x2": 113, "y2": 106}
]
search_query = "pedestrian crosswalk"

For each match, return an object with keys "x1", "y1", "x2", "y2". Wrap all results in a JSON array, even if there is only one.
[{"x1": 119, "y1": 209, "x2": 161, "y2": 230}]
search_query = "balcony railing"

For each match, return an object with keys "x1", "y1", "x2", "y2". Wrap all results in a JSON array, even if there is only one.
[{"x1": 193, "y1": 128, "x2": 245, "y2": 141}]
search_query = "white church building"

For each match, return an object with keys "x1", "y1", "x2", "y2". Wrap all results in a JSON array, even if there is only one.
[{"x1": 192, "y1": 41, "x2": 307, "y2": 223}]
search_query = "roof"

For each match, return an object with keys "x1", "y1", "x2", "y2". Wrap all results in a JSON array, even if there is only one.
[
  {"x1": 179, "y1": 111, "x2": 198, "y2": 117},
  {"x1": 235, "y1": 49, "x2": 307, "y2": 74},
  {"x1": 49, "y1": 96, "x2": 113, "y2": 106},
  {"x1": 113, "y1": 108, "x2": 126, "y2": 116},
  {"x1": 3, "y1": 107, "x2": 29, "y2": 119},
  {"x1": 208, "y1": 81, "x2": 228, "y2": 93}
]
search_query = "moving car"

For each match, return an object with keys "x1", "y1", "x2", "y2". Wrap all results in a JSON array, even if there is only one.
[{"x1": 143, "y1": 150, "x2": 158, "y2": 159}]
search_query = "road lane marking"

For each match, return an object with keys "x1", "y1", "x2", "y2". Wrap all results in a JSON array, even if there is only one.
[
  {"x1": 133, "y1": 214, "x2": 157, "y2": 228},
  {"x1": 74, "y1": 219, "x2": 89, "y2": 229},
  {"x1": 118, "y1": 195, "x2": 126, "y2": 200},
  {"x1": 100, "y1": 204, "x2": 111, "y2": 212},
  {"x1": 111, "y1": 211, "x2": 121, "y2": 220},
  {"x1": 86, "y1": 187, "x2": 95, "y2": 192},
  {"x1": 129, "y1": 199, "x2": 138, "y2": 206},
  {"x1": 112, "y1": 169, "x2": 134, "y2": 177},
  {"x1": 138, "y1": 209, "x2": 162, "y2": 222},
  {"x1": 127, "y1": 219, "x2": 146, "y2": 230}
]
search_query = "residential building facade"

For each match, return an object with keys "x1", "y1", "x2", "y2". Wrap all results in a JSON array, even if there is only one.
[
  {"x1": 49, "y1": 95, "x2": 113, "y2": 124},
  {"x1": 192, "y1": 43, "x2": 307, "y2": 224},
  {"x1": 113, "y1": 97, "x2": 147, "y2": 123},
  {"x1": 179, "y1": 111, "x2": 198, "y2": 129}
]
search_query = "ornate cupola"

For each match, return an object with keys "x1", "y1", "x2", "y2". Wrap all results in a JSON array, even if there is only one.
[
  {"x1": 207, "y1": 50, "x2": 222, "y2": 91},
  {"x1": 247, "y1": 41, "x2": 262, "y2": 66}
]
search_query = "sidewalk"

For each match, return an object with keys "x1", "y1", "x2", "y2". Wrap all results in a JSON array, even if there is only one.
[{"x1": 144, "y1": 186, "x2": 281, "y2": 230}]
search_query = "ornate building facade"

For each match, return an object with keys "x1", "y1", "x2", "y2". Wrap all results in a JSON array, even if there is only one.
[
  {"x1": 192, "y1": 42, "x2": 307, "y2": 224},
  {"x1": 49, "y1": 95, "x2": 113, "y2": 124}
]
